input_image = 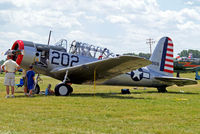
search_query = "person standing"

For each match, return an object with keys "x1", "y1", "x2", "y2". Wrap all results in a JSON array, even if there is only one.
[
  {"x1": 26, "y1": 65, "x2": 35, "y2": 96},
  {"x1": 22, "y1": 69, "x2": 28, "y2": 96},
  {"x1": 2, "y1": 53, "x2": 20, "y2": 98}
]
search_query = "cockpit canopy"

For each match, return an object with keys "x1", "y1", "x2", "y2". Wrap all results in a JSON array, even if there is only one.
[
  {"x1": 54, "y1": 39, "x2": 68, "y2": 50},
  {"x1": 54, "y1": 39, "x2": 115, "y2": 59}
]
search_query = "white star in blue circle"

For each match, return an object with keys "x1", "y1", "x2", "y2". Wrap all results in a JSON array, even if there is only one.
[{"x1": 131, "y1": 68, "x2": 143, "y2": 81}]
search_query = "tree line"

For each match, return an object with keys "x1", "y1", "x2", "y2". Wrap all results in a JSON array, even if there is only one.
[
  {"x1": 123, "y1": 53, "x2": 151, "y2": 59},
  {"x1": 178, "y1": 49, "x2": 200, "y2": 58},
  {"x1": 124, "y1": 49, "x2": 200, "y2": 59}
]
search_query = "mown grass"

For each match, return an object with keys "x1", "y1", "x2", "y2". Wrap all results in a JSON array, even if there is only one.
[{"x1": 0, "y1": 73, "x2": 199, "y2": 134}]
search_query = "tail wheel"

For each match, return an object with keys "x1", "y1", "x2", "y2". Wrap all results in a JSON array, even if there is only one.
[
  {"x1": 55, "y1": 83, "x2": 73, "y2": 96},
  {"x1": 157, "y1": 87, "x2": 168, "y2": 93}
]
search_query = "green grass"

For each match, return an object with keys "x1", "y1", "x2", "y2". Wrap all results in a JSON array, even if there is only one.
[{"x1": 0, "y1": 73, "x2": 200, "y2": 134}]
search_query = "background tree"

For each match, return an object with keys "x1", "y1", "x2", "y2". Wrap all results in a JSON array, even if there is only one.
[
  {"x1": 123, "y1": 53, "x2": 138, "y2": 56},
  {"x1": 123, "y1": 52, "x2": 151, "y2": 59},
  {"x1": 178, "y1": 49, "x2": 200, "y2": 58},
  {"x1": 138, "y1": 53, "x2": 151, "y2": 59}
]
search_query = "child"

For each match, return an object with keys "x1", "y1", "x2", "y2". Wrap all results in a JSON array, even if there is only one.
[
  {"x1": 23, "y1": 69, "x2": 28, "y2": 96},
  {"x1": 26, "y1": 65, "x2": 35, "y2": 96},
  {"x1": 45, "y1": 84, "x2": 54, "y2": 96}
]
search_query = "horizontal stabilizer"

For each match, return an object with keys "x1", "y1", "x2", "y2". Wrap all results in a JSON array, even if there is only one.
[
  {"x1": 154, "y1": 76, "x2": 197, "y2": 86},
  {"x1": 51, "y1": 56, "x2": 151, "y2": 84}
]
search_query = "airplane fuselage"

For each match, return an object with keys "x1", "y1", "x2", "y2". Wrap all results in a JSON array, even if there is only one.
[
  {"x1": 12, "y1": 40, "x2": 172, "y2": 88},
  {"x1": 103, "y1": 66, "x2": 173, "y2": 88},
  {"x1": 12, "y1": 40, "x2": 98, "y2": 81}
]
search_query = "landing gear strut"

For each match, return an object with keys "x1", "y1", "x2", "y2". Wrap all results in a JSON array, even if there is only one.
[
  {"x1": 157, "y1": 87, "x2": 168, "y2": 93},
  {"x1": 176, "y1": 72, "x2": 180, "y2": 77},
  {"x1": 54, "y1": 70, "x2": 73, "y2": 96},
  {"x1": 32, "y1": 74, "x2": 42, "y2": 94}
]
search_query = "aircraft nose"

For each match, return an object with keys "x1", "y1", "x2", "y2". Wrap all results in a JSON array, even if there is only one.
[{"x1": 11, "y1": 40, "x2": 24, "y2": 65}]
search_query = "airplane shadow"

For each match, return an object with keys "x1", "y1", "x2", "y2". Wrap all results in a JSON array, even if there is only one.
[
  {"x1": 13, "y1": 94, "x2": 45, "y2": 98},
  {"x1": 131, "y1": 90, "x2": 199, "y2": 95},
  {"x1": 13, "y1": 92, "x2": 149, "y2": 100},
  {"x1": 70, "y1": 93, "x2": 151, "y2": 100},
  {"x1": 14, "y1": 91, "x2": 198, "y2": 99}
]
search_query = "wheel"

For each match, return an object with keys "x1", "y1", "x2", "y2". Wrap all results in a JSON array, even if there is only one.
[
  {"x1": 34, "y1": 84, "x2": 40, "y2": 94},
  {"x1": 54, "y1": 83, "x2": 73, "y2": 96},
  {"x1": 157, "y1": 87, "x2": 168, "y2": 93},
  {"x1": 69, "y1": 87, "x2": 73, "y2": 94}
]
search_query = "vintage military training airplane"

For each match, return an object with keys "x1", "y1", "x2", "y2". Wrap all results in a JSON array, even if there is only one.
[
  {"x1": 174, "y1": 57, "x2": 200, "y2": 72},
  {"x1": 103, "y1": 37, "x2": 197, "y2": 92},
  {"x1": 174, "y1": 56, "x2": 200, "y2": 79},
  {"x1": 9, "y1": 39, "x2": 151, "y2": 96},
  {"x1": 9, "y1": 36, "x2": 197, "y2": 95}
]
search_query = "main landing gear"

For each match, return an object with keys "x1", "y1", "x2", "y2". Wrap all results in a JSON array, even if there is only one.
[
  {"x1": 33, "y1": 84, "x2": 40, "y2": 94},
  {"x1": 32, "y1": 74, "x2": 41, "y2": 94},
  {"x1": 54, "y1": 70, "x2": 73, "y2": 96},
  {"x1": 55, "y1": 83, "x2": 73, "y2": 96}
]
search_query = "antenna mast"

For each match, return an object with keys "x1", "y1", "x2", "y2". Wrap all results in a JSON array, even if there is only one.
[{"x1": 47, "y1": 30, "x2": 52, "y2": 45}]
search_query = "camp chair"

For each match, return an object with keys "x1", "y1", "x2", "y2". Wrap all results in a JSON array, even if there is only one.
[{"x1": 16, "y1": 78, "x2": 24, "y2": 89}]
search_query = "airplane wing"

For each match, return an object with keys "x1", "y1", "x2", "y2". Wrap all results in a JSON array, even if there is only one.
[
  {"x1": 51, "y1": 56, "x2": 151, "y2": 84},
  {"x1": 154, "y1": 76, "x2": 198, "y2": 86},
  {"x1": 185, "y1": 67, "x2": 200, "y2": 71}
]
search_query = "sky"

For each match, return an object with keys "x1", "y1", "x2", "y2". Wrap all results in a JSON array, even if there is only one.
[{"x1": 0, "y1": 0, "x2": 200, "y2": 60}]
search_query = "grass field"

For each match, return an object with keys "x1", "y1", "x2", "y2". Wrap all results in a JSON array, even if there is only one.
[{"x1": 0, "y1": 72, "x2": 199, "y2": 134}]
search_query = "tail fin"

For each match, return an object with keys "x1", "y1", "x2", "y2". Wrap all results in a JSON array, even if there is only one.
[{"x1": 149, "y1": 37, "x2": 174, "y2": 76}]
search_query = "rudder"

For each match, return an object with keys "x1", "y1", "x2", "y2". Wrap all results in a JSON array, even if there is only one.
[{"x1": 149, "y1": 37, "x2": 174, "y2": 76}]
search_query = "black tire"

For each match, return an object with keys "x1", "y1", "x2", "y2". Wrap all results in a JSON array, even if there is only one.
[
  {"x1": 34, "y1": 84, "x2": 40, "y2": 94},
  {"x1": 54, "y1": 83, "x2": 73, "y2": 96},
  {"x1": 157, "y1": 87, "x2": 168, "y2": 93},
  {"x1": 69, "y1": 86, "x2": 73, "y2": 94}
]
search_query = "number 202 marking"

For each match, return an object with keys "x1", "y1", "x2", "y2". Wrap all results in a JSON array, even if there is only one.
[{"x1": 51, "y1": 51, "x2": 79, "y2": 67}]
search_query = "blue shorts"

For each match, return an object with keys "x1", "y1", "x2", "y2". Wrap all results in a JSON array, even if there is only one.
[{"x1": 28, "y1": 84, "x2": 34, "y2": 90}]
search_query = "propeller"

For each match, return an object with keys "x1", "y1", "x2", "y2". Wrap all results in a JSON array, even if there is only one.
[{"x1": 4, "y1": 49, "x2": 24, "y2": 56}]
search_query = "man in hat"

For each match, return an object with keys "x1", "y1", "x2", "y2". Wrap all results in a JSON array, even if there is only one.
[{"x1": 2, "y1": 51, "x2": 20, "y2": 98}]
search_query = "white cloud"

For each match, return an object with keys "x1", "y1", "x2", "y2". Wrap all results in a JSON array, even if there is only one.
[
  {"x1": 0, "y1": 30, "x2": 45, "y2": 59},
  {"x1": 179, "y1": 8, "x2": 200, "y2": 21},
  {"x1": 184, "y1": 1, "x2": 193, "y2": 5},
  {"x1": 0, "y1": 30, "x2": 47, "y2": 44},
  {"x1": 65, "y1": 30, "x2": 112, "y2": 47},
  {"x1": 106, "y1": 15, "x2": 130, "y2": 24},
  {"x1": 177, "y1": 21, "x2": 200, "y2": 30},
  {"x1": 0, "y1": 9, "x2": 81, "y2": 28},
  {"x1": 85, "y1": 16, "x2": 104, "y2": 23}
]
